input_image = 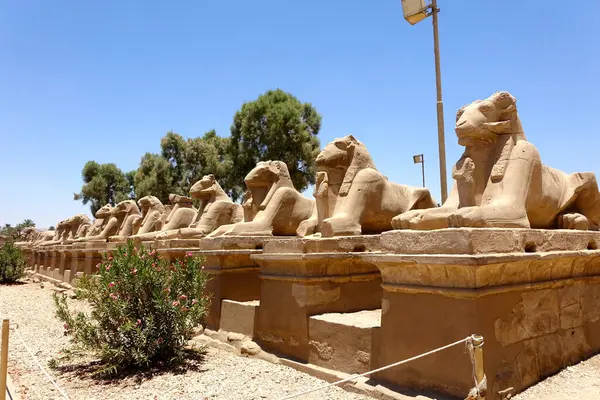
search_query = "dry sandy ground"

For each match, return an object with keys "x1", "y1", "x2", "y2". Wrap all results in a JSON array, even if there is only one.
[
  {"x1": 0, "y1": 281, "x2": 371, "y2": 400},
  {"x1": 1, "y1": 280, "x2": 600, "y2": 400}
]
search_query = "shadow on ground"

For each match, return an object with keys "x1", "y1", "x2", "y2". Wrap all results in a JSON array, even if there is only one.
[{"x1": 52, "y1": 347, "x2": 209, "y2": 384}]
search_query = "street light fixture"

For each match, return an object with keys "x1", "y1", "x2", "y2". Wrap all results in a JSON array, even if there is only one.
[
  {"x1": 413, "y1": 153, "x2": 425, "y2": 188},
  {"x1": 400, "y1": 0, "x2": 448, "y2": 204}
]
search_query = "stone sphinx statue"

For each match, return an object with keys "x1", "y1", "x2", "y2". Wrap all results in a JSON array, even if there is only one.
[
  {"x1": 133, "y1": 196, "x2": 166, "y2": 236},
  {"x1": 134, "y1": 174, "x2": 243, "y2": 240},
  {"x1": 64, "y1": 214, "x2": 92, "y2": 244},
  {"x1": 393, "y1": 91, "x2": 600, "y2": 230},
  {"x1": 32, "y1": 230, "x2": 55, "y2": 245},
  {"x1": 77, "y1": 201, "x2": 140, "y2": 242},
  {"x1": 296, "y1": 135, "x2": 437, "y2": 237},
  {"x1": 39, "y1": 219, "x2": 70, "y2": 246},
  {"x1": 130, "y1": 193, "x2": 197, "y2": 241},
  {"x1": 209, "y1": 161, "x2": 314, "y2": 237},
  {"x1": 107, "y1": 200, "x2": 143, "y2": 242}
]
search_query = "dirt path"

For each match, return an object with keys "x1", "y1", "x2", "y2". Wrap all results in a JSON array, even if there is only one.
[{"x1": 0, "y1": 281, "x2": 372, "y2": 400}]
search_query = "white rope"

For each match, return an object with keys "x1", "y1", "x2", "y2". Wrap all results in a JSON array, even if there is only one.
[
  {"x1": 10, "y1": 324, "x2": 70, "y2": 400},
  {"x1": 278, "y1": 336, "x2": 472, "y2": 400}
]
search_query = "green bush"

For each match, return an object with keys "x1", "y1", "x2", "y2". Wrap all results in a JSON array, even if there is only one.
[
  {"x1": 0, "y1": 240, "x2": 26, "y2": 283},
  {"x1": 53, "y1": 240, "x2": 210, "y2": 376}
]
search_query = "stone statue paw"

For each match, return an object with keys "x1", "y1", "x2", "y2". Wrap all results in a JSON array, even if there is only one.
[
  {"x1": 447, "y1": 207, "x2": 485, "y2": 228},
  {"x1": 558, "y1": 213, "x2": 589, "y2": 230},
  {"x1": 320, "y1": 217, "x2": 361, "y2": 237},
  {"x1": 391, "y1": 210, "x2": 427, "y2": 230},
  {"x1": 296, "y1": 219, "x2": 318, "y2": 237}
]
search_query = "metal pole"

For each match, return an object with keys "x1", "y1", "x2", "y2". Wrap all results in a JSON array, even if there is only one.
[
  {"x1": 421, "y1": 154, "x2": 426, "y2": 187},
  {"x1": 471, "y1": 334, "x2": 486, "y2": 400},
  {"x1": 0, "y1": 319, "x2": 9, "y2": 400},
  {"x1": 431, "y1": 0, "x2": 448, "y2": 204}
]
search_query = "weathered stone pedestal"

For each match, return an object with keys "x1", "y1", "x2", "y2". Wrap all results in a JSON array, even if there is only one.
[
  {"x1": 364, "y1": 228, "x2": 600, "y2": 400},
  {"x1": 253, "y1": 235, "x2": 382, "y2": 361},
  {"x1": 70, "y1": 242, "x2": 107, "y2": 281},
  {"x1": 156, "y1": 236, "x2": 277, "y2": 330}
]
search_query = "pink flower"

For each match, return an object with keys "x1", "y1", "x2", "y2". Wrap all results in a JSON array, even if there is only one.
[
  {"x1": 150, "y1": 250, "x2": 156, "y2": 257},
  {"x1": 96, "y1": 263, "x2": 101, "y2": 268},
  {"x1": 124, "y1": 252, "x2": 128, "y2": 257},
  {"x1": 63, "y1": 323, "x2": 69, "y2": 330},
  {"x1": 157, "y1": 337, "x2": 164, "y2": 345},
  {"x1": 131, "y1": 268, "x2": 137, "y2": 275},
  {"x1": 152, "y1": 263, "x2": 157, "y2": 268},
  {"x1": 105, "y1": 265, "x2": 111, "y2": 271},
  {"x1": 110, "y1": 293, "x2": 118, "y2": 300},
  {"x1": 108, "y1": 256, "x2": 113, "y2": 261},
  {"x1": 136, "y1": 319, "x2": 142, "y2": 326},
  {"x1": 179, "y1": 294, "x2": 187, "y2": 300},
  {"x1": 186, "y1": 251, "x2": 193, "y2": 257},
  {"x1": 108, "y1": 282, "x2": 115, "y2": 288},
  {"x1": 172, "y1": 300, "x2": 180, "y2": 307},
  {"x1": 164, "y1": 287, "x2": 170, "y2": 293},
  {"x1": 181, "y1": 306, "x2": 189, "y2": 312},
  {"x1": 191, "y1": 299, "x2": 197, "y2": 305}
]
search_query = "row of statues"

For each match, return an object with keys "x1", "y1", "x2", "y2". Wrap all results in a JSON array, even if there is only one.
[{"x1": 21, "y1": 91, "x2": 600, "y2": 247}]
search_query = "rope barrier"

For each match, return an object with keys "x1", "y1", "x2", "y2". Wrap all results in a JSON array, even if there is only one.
[
  {"x1": 277, "y1": 335, "x2": 473, "y2": 400},
  {"x1": 9, "y1": 323, "x2": 70, "y2": 400}
]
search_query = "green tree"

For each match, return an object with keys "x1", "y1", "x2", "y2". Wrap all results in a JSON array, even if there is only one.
[
  {"x1": 133, "y1": 153, "x2": 178, "y2": 204},
  {"x1": 227, "y1": 89, "x2": 321, "y2": 200},
  {"x1": 161, "y1": 131, "x2": 187, "y2": 189},
  {"x1": 74, "y1": 161, "x2": 132, "y2": 215},
  {"x1": 183, "y1": 130, "x2": 231, "y2": 190}
]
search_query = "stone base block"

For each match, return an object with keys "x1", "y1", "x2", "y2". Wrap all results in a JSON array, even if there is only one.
[
  {"x1": 365, "y1": 228, "x2": 600, "y2": 400},
  {"x1": 219, "y1": 299, "x2": 259, "y2": 338},
  {"x1": 308, "y1": 310, "x2": 381, "y2": 375},
  {"x1": 253, "y1": 236, "x2": 383, "y2": 361}
]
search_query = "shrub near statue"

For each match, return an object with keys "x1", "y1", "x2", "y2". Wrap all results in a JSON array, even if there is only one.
[{"x1": 393, "y1": 91, "x2": 600, "y2": 230}]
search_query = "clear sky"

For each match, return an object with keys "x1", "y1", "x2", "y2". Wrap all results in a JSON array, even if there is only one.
[{"x1": 1, "y1": 0, "x2": 599, "y2": 229}]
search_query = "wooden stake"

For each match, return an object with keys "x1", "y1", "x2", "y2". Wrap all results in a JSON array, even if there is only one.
[
  {"x1": 0, "y1": 319, "x2": 9, "y2": 400},
  {"x1": 471, "y1": 334, "x2": 486, "y2": 400}
]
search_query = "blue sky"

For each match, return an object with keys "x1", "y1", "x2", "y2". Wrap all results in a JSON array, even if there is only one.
[{"x1": 1, "y1": 0, "x2": 599, "y2": 229}]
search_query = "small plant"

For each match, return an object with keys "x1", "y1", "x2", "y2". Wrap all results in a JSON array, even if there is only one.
[
  {"x1": 53, "y1": 240, "x2": 210, "y2": 376},
  {"x1": 0, "y1": 239, "x2": 26, "y2": 283}
]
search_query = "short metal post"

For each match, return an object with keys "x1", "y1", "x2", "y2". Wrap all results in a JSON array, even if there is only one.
[
  {"x1": 471, "y1": 334, "x2": 486, "y2": 399},
  {"x1": 0, "y1": 319, "x2": 9, "y2": 400}
]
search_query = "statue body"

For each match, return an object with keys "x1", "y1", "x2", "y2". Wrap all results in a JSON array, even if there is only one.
[
  {"x1": 135, "y1": 175, "x2": 243, "y2": 241},
  {"x1": 75, "y1": 204, "x2": 119, "y2": 242},
  {"x1": 64, "y1": 214, "x2": 92, "y2": 244},
  {"x1": 107, "y1": 200, "x2": 143, "y2": 242},
  {"x1": 208, "y1": 161, "x2": 314, "y2": 237},
  {"x1": 393, "y1": 91, "x2": 600, "y2": 230},
  {"x1": 39, "y1": 219, "x2": 70, "y2": 246},
  {"x1": 130, "y1": 194, "x2": 197, "y2": 241},
  {"x1": 297, "y1": 135, "x2": 436, "y2": 237}
]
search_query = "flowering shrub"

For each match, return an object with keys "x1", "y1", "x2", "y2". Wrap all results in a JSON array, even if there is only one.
[
  {"x1": 53, "y1": 240, "x2": 209, "y2": 376},
  {"x1": 0, "y1": 239, "x2": 26, "y2": 283}
]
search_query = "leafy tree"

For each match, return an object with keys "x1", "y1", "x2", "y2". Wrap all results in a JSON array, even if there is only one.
[
  {"x1": 0, "y1": 220, "x2": 36, "y2": 239},
  {"x1": 160, "y1": 131, "x2": 187, "y2": 189},
  {"x1": 183, "y1": 130, "x2": 231, "y2": 191},
  {"x1": 49, "y1": 226, "x2": 56, "y2": 231},
  {"x1": 227, "y1": 89, "x2": 322, "y2": 200},
  {"x1": 0, "y1": 240, "x2": 26, "y2": 283},
  {"x1": 133, "y1": 153, "x2": 179, "y2": 204},
  {"x1": 74, "y1": 161, "x2": 132, "y2": 215}
]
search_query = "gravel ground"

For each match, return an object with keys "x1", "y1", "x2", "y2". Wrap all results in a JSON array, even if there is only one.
[
  {"x1": 513, "y1": 355, "x2": 600, "y2": 400},
  {"x1": 0, "y1": 281, "x2": 372, "y2": 400},
  {"x1": 3, "y1": 280, "x2": 600, "y2": 400}
]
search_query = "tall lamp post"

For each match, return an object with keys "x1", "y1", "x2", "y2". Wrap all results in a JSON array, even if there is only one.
[
  {"x1": 413, "y1": 153, "x2": 425, "y2": 188},
  {"x1": 400, "y1": 0, "x2": 448, "y2": 204}
]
